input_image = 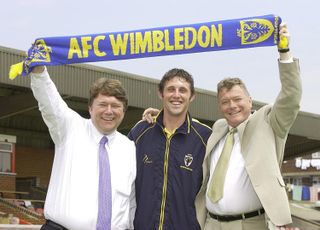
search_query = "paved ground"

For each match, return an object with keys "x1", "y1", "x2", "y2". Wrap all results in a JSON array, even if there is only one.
[{"x1": 290, "y1": 200, "x2": 320, "y2": 221}]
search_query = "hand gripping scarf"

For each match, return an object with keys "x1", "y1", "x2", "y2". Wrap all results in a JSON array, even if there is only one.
[{"x1": 9, "y1": 14, "x2": 286, "y2": 80}]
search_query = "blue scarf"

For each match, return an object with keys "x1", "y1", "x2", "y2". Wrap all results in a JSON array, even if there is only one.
[{"x1": 9, "y1": 14, "x2": 283, "y2": 79}]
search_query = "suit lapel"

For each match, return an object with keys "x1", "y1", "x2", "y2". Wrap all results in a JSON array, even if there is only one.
[
  {"x1": 201, "y1": 120, "x2": 228, "y2": 186},
  {"x1": 237, "y1": 115, "x2": 251, "y2": 159},
  {"x1": 205, "y1": 121, "x2": 228, "y2": 161}
]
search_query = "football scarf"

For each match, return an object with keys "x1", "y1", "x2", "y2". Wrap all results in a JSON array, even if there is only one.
[{"x1": 9, "y1": 14, "x2": 283, "y2": 79}]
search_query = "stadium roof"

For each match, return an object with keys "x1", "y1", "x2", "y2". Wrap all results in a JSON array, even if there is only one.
[{"x1": 1, "y1": 45, "x2": 320, "y2": 160}]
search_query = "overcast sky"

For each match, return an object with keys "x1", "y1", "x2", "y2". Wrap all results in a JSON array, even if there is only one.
[{"x1": 1, "y1": 0, "x2": 319, "y2": 114}]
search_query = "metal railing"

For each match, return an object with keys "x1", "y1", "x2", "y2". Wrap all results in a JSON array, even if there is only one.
[
  {"x1": 0, "y1": 224, "x2": 41, "y2": 230},
  {"x1": 0, "y1": 198, "x2": 43, "y2": 220},
  {"x1": 291, "y1": 215, "x2": 320, "y2": 230}
]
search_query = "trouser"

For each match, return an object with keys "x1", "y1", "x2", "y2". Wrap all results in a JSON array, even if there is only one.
[{"x1": 41, "y1": 220, "x2": 68, "y2": 230}]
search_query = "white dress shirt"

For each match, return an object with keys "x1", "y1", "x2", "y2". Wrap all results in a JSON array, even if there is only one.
[
  {"x1": 206, "y1": 129, "x2": 262, "y2": 215},
  {"x1": 31, "y1": 69, "x2": 136, "y2": 230}
]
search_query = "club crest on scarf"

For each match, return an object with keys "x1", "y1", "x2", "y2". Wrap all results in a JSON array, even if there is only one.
[
  {"x1": 31, "y1": 39, "x2": 52, "y2": 63},
  {"x1": 237, "y1": 17, "x2": 278, "y2": 45},
  {"x1": 24, "y1": 39, "x2": 52, "y2": 74}
]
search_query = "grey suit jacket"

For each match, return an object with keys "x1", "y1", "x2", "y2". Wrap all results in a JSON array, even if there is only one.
[{"x1": 195, "y1": 59, "x2": 302, "y2": 228}]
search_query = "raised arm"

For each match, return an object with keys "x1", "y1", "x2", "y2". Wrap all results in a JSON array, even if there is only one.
[
  {"x1": 269, "y1": 23, "x2": 302, "y2": 138},
  {"x1": 30, "y1": 66, "x2": 74, "y2": 144}
]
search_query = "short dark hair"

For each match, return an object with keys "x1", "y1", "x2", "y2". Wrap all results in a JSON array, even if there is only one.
[
  {"x1": 217, "y1": 77, "x2": 250, "y2": 96},
  {"x1": 158, "y1": 68, "x2": 195, "y2": 96},
  {"x1": 89, "y1": 78, "x2": 128, "y2": 111}
]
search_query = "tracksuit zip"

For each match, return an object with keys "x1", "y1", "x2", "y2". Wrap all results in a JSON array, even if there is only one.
[{"x1": 158, "y1": 133, "x2": 173, "y2": 230}]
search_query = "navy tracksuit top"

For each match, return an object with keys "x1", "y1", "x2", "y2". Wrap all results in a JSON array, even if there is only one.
[{"x1": 128, "y1": 111, "x2": 211, "y2": 230}]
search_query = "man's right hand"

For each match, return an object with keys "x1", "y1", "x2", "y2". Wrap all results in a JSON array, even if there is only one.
[{"x1": 142, "y1": 107, "x2": 160, "y2": 123}]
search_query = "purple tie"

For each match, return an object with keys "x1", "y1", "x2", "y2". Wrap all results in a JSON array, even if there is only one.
[{"x1": 97, "y1": 136, "x2": 112, "y2": 230}]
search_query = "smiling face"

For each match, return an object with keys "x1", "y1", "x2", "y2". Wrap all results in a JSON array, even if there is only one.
[
  {"x1": 89, "y1": 94, "x2": 125, "y2": 135},
  {"x1": 218, "y1": 79, "x2": 252, "y2": 128},
  {"x1": 88, "y1": 78, "x2": 127, "y2": 135},
  {"x1": 159, "y1": 76, "x2": 195, "y2": 119},
  {"x1": 158, "y1": 69, "x2": 195, "y2": 121}
]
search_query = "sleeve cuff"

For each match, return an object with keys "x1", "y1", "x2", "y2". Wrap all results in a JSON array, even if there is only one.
[
  {"x1": 279, "y1": 57, "x2": 294, "y2": 64},
  {"x1": 30, "y1": 66, "x2": 48, "y2": 78}
]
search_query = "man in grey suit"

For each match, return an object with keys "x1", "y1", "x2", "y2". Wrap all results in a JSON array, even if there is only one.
[{"x1": 195, "y1": 23, "x2": 302, "y2": 230}]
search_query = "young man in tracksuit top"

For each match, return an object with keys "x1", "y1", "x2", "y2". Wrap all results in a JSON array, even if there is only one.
[{"x1": 128, "y1": 68, "x2": 211, "y2": 230}]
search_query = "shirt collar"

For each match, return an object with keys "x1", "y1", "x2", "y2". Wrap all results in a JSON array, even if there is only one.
[
  {"x1": 156, "y1": 110, "x2": 191, "y2": 134},
  {"x1": 90, "y1": 119, "x2": 117, "y2": 145}
]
